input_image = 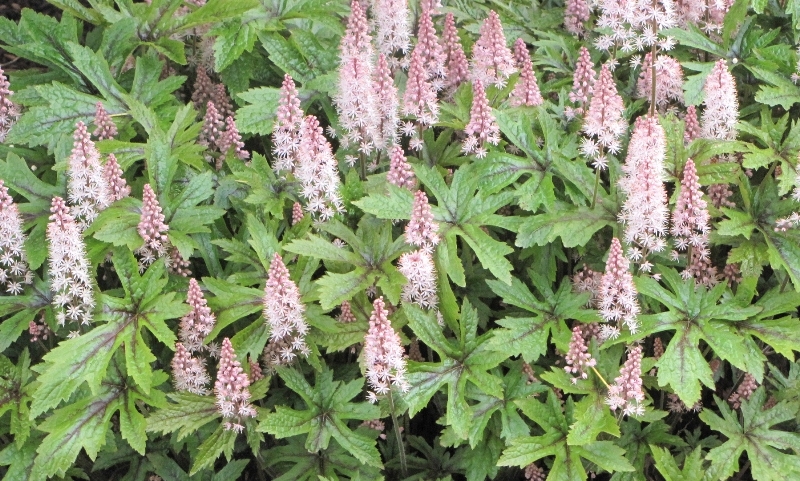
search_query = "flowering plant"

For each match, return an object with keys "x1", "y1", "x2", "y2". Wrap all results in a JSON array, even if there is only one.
[{"x1": 0, "y1": 0, "x2": 800, "y2": 479}]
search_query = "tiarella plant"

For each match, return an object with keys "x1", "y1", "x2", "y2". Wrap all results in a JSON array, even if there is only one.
[{"x1": 0, "y1": 0, "x2": 799, "y2": 479}]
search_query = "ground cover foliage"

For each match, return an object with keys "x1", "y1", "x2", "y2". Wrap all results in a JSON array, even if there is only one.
[{"x1": 0, "y1": 0, "x2": 799, "y2": 479}]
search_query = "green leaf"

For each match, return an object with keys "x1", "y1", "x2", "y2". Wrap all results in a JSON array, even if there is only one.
[
  {"x1": 316, "y1": 269, "x2": 374, "y2": 311},
  {"x1": 516, "y1": 205, "x2": 614, "y2": 248},
  {"x1": 32, "y1": 386, "x2": 122, "y2": 479},
  {"x1": 119, "y1": 393, "x2": 147, "y2": 455},
  {"x1": 459, "y1": 224, "x2": 514, "y2": 285},
  {"x1": 353, "y1": 184, "x2": 416, "y2": 220},
  {"x1": 190, "y1": 425, "x2": 237, "y2": 475},
  {"x1": 700, "y1": 389, "x2": 800, "y2": 480},
  {"x1": 236, "y1": 87, "x2": 282, "y2": 135},
  {"x1": 656, "y1": 326, "x2": 714, "y2": 407}
]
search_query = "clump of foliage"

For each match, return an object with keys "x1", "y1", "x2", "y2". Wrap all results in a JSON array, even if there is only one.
[{"x1": 0, "y1": 0, "x2": 800, "y2": 479}]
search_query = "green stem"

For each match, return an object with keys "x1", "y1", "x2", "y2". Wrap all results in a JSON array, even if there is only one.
[
  {"x1": 591, "y1": 167, "x2": 600, "y2": 209},
  {"x1": 780, "y1": 272, "x2": 790, "y2": 293},
  {"x1": 388, "y1": 390, "x2": 408, "y2": 477},
  {"x1": 590, "y1": 366, "x2": 610, "y2": 389}
]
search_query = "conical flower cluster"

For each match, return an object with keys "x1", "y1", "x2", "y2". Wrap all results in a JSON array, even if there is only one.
[
  {"x1": 568, "y1": 46, "x2": 595, "y2": 117},
  {"x1": 215, "y1": 338, "x2": 257, "y2": 433},
  {"x1": 295, "y1": 115, "x2": 344, "y2": 220},
  {"x1": 67, "y1": 122, "x2": 111, "y2": 230},
  {"x1": 510, "y1": 39, "x2": 543, "y2": 107},
  {"x1": 606, "y1": 344, "x2": 645, "y2": 417},
  {"x1": 701, "y1": 59, "x2": 738, "y2": 140},
  {"x1": 684, "y1": 105, "x2": 701, "y2": 143},
  {"x1": 47, "y1": 197, "x2": 94, "y2": 326},
  {"x1": 405, "y1": 190, "x2": 439, "y2": 247},
  {"x1": 0, "y1": 66, "x2": 20, "y2": 143},
  {"x1": 471, "y1": 11, "x2": 517, "y2": 88},
  {"x1": 564, "y1": 0, "x2": 590, "y2": 36},
  {"x1": 386, "y1": 145, "x2": 415, "y2": 190},
  {"x1": 218, "y1": 115, "x2": 249, "y2": 167},
  {"x1": 415, "y1": 5, "x2": 447, "y2": 91},
  {"x1": 398, "y1": 248, "x2": 438, "y2": 309},
  {"x1": 335, "y1": 0, "x2": 379, "y2": 152},
  {"x1": 371, "y1": 0, "x2": 411, "y2": 61},
  {"x1": 103, "y1": 154, "x2": 130, "y2": 202},
  {"x1": 199, "y1": 101, "x2": 224, "y2": 150},
  {"x1": 403, "y1": 45, "x2": 440, "y2": 129},
  {"x1": 179, "y1": 279, "x2": 217, "y2": 353},
  {"x1": 564, "y1": 325, "x2": 596, "y2": 383},
  {"x1": 364, "y1": 296, "x2": 409, "y2": 402},
  {"x1": 462, "y1": 81, "x2": 500, "y2": 158},
  {"x1": 672, "y1": 159, "x2": 716, "y2": 285},
  {"x1": 0, "y1": 180, "x2": 32, "y2": 294},
  {"x1": 618, "y1": 115, "x2": 669, "y2": 261},
  {"x1": 582, "y1": 64, "x2": 626, "y2": 164},
  {"x1": 442, "y1": 14, "x2": 469, "y2": 93},
  {"x1": 191, "y1": 67, "x2": 215, "y2": 112},
  {"x1": 263, "y1": 253, "x2": 309, "y2": 366},
  {"x1": 93, "y1": 102, "x2": 117, "y2": 140},
  {"x1": 172, "y1": 342, "x2": 210, "y2": 395},
  {"x1": 137, "y1": 184, "x2": 170, "y2": 269},
  {"x1": 636, "y1": 54, "x2": 684, "y2": 108},
  {"x1": 374, "y1": 54, "x2": 400, "y2": 151},
  {"x1": 672, "y1": 159, "x2": 709, "y2": 251},
  {"x1": 272, "y1": 74, "x2": 304, "y2": 172},
  {"x1": 598, "y1": 238, "x2": 640, "y2": 339}
]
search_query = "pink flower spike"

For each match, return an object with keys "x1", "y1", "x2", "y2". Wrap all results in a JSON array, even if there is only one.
[
  {"x1": 569, "y1": 46, "x2": 595, "y2": 109},
  {"x1": 272, "y1": 74, "x2": 304, "y2": 172},
  {"x1": 386, "y1": 145, "x2": 415, "y2": 190},
  {"x1": 598, "y1": 238, "x2": 640, "y2": 338},
  {"x1": 218, "y1": 116, "x2": 249, "y2": 168},
  {"x1": 179, "y1": 278, "x2": 217, "y2": 353},
  {"x1": 215, "y1": 338, "x2": 257, "y2": 431},
  {"x1": 398, "y1": 248, "x2": 438, "y2": 309},
  {"x1": 93, "y1": 102, "x2": 117, "y2": 140},
  {"x1": 510, "y1": 39, "x2": 543, "y2": 107},
  {"x1": 374, "y1": 54, "x2": 400, "y2": 150},
  {"x1": 103, "y1": 154, "x2": 130, "y2": 202},
  {"x1": 606, "y1": 345, "x2": 645, "y2": 417},
  {"x1": 364, "y1": 296, "x2": 409, "y2": 400},
  {"x1": 191, "y1": 67, "x2": 215, "y2": 112},
  {"x1": 403, "y1": 46, "x2": 440, "y2": 127},
  {"x1": 405, "y1": 190, "x2": 439, "y2": 247},
  {"x1": 564, "y1": 326, "x2": 596, "y2": 382},
  {"x1": 637, "y1": 54, "x2": 684, "y2": 108},
  {"x1": 618, "y1": 115, "x2": 669, "y2": 256},
  {"x1": 564, "y1": 0, "x2": 590, "y2": 36},
  {"x1": 415, "y1": 6, "x2": 447, "y2": 88},
  {"x1": 463, "y1": 81, "x2": 500, "y2": 157},
  {"x1": 200, "y1": 101, "x2": 224, "y2": 150},
  {"x1": 582, "y1": 64, "x2": 626, "y2": 154},
  {"x1": 295, "y1": 115, "x2": 344, "y2": 220},
  {"x1": 335, "y1": 0, "x2": 379, "y2": 150},
  {"x1": 67, "y1": 121, "x2": 111, "y2": 230},
  {"x1": 47, "y1": 196, "x2": 94, "y2": 326},
  {"x1": 372, "y1": 0, "x2": 412, "y2": 58},
  {"x1": 0, "y1": 65, "x2": 20, "y2": 143},
  {"x1": 684, "y1": 105, "x2": 701, "y2": 143},
  {"x1": 701, "y1": 59, "x2": 738, "y2": 140},
  {"x1": 442, "y1": 14, "x2": 469, "y2": 93},
  {"x1": 137, "y1": 184, "x2": 170, "y2": 269},
  {"x1": 0, "y1": 180, "x2": 32, "y2": 293},
  {"x1": 172, "y1": 342, "x2": 210, "y2": 395},
  {"x1": 471, "y1": 11, "x2": 517, "y2": 88},
  {"x1": 263, "y1": 253, "x2": 309, "y2": 363}
]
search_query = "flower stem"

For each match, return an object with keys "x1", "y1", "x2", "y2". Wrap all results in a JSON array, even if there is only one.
[
  {"x1": 590, "y1": 365, "x2": 610, "y2": 389},
  {"x1": 388, "y1": 390, "x2": 408, "y2": 477},
  {"x1": 591, "y1": 167, "x2": 600, "y2": 209}
]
